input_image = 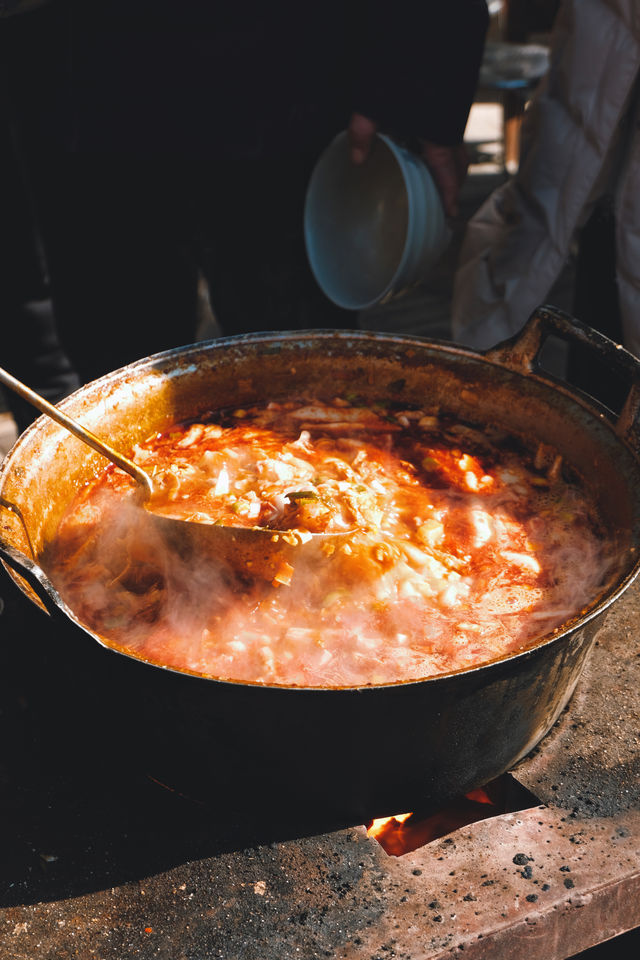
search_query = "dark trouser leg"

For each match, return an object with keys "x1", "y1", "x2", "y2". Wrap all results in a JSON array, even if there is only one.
[
  {"x1": 569, "y1": 202, "x2": 626, "y2": 412},
  {"x1": 0, "y1": 87, "x2": 80, "y2": 431},
  {"x1": 31, "y1": 154, "x2": 200, "y2": 385}
]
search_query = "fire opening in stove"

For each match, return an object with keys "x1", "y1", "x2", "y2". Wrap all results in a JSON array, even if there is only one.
[{"x1": 366, "y1": 774, "x2": 539, "y2": 856}]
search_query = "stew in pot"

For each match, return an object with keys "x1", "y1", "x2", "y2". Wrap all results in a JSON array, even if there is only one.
[{"x1": 44, "y1": 397, "x2": 616, "y2": 687}]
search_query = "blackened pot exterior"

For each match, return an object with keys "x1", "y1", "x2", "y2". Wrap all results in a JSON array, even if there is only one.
[
  {"x1": 1, "y1": 306, "x2": 639, "y2": 822},
  {"x1": 101, "y1": 609, "x2": 602, "y2": 823}
]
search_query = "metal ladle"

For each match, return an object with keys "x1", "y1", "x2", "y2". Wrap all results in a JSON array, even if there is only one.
[{"x1": 0, "y1": 366, "x2": 352, "y2": 579}]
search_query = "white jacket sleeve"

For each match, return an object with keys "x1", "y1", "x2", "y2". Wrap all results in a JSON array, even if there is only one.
[{"x1": 451, "y1": 0, "x2": 640, "y2": 351}]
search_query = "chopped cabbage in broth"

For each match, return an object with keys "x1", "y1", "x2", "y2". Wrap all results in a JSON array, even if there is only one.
[{"x1": 44, "y1": 398, "x2": 616, "y2": 687}]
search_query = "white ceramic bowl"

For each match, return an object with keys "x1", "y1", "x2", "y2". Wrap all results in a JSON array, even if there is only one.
[{"x1": 304, "y1": 132, "x2": 449, "y2": 311}]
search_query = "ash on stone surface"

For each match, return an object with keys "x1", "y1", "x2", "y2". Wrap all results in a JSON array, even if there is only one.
[{"x1": 513, "y1": 579, "x2": 640, "y2": 818}]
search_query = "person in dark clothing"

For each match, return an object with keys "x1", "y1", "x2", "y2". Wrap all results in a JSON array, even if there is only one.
[
  {"x1": 6, "y1": 1, "x2": 489, "y2": 385},
  {"x1": 0, "y1": 133, "x2": 80, "y2": 433},
  {"x1": 0, "y1": 2, "x2": 80, "y2": 431}
]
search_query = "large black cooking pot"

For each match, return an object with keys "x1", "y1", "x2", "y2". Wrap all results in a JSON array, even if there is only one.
[{"x1": 1, "y1": 305, "x2": 639, "y2": 824}]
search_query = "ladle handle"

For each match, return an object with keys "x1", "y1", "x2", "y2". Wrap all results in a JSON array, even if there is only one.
[{"x1": 0, "y1": 367, "x2": 153, "y2": 498}]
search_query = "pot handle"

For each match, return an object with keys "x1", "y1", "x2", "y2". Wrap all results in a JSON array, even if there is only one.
[
  {"x1": 483, "y1": 304, "x2": 640, "y2": 453},
  {"x1": 0, "y1": 535, "x2": 63, "y2": 618}
]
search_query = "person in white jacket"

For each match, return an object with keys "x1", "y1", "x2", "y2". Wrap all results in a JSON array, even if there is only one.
[{"x1": 451, "y1": 0, "x2": 640, "y2": 360}]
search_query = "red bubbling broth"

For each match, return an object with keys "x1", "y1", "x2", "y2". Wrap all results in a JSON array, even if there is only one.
[{"x1": 43, "y1": 398, "x2": 617, "y2": 687}]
